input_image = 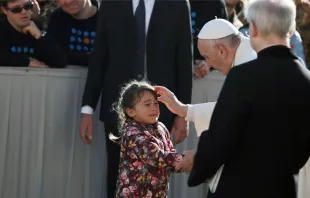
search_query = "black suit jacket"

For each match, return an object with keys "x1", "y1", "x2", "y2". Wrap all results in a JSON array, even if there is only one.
[
  {"x1": 82, "y1": 0, "x2": 193, "y2": 128},
  {"x1": 188, "y1": 46, "x2": 310, "y2": 198}
]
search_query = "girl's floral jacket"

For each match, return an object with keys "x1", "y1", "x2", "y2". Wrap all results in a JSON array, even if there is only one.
[{"x1": 115, "y1": 119, "x2": 182, "y2": 198}]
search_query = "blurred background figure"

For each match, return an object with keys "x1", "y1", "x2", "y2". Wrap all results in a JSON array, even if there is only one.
[
  {"x1": 239, "y1": 0, "x2": 307, "y2": 67},
  {"x1": 190, "y1": 0, "x2": 228, "y2": 79},
  {"x1": 225, "y1": 0, "x2": 244, "y2": 29}
]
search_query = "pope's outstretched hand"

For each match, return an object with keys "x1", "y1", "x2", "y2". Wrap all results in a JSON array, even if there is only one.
[{"x1": 154, "y1": 86, "x2": 188, "y2": 117}]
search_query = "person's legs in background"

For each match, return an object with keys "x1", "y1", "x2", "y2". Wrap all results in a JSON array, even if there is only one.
[{"x1": 104, "y1": 123, "x2": 120, "y2": 198}]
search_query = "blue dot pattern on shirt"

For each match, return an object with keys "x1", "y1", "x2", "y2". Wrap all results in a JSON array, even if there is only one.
[
  {"x1": 69, "y1": 44, "x2": 75, "y2": 50},
  {"x1": 11, "y1": 46, "x2": 34, "y2": 54},
  {"x1": 191, "y1": 12, "x2": 196, "y2": 35},
  {"x1": 69, "y1": 28, "x2": 96, "y2": 52},
  {"x1": 70, "y1": 36, "x2": 76, "y2": 42}
]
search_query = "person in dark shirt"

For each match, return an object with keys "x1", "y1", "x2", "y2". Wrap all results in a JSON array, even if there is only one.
[
  {"x1": 47, "y1": 0, "x2": 98, "y2": 66},
  {"x1": 0, "y1": 0, "x2": 66, "y2": 68}
]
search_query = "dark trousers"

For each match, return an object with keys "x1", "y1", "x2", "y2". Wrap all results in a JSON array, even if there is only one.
[{"x1": 104, "y1": 123, "x2": 120, "y2": 198}]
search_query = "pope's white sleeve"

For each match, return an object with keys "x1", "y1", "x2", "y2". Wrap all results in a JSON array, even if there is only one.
[{"x1": 185, "y1": 102, "x2": 217, "y2": 136}]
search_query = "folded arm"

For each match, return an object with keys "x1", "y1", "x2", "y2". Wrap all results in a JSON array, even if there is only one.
[{"x1": 0, "y1": 49, "x2": 30, "y2": 66}]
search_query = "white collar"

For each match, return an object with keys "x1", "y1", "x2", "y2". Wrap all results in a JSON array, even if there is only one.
[{"x1": 233, "y1": 34, "x2": 257, "y2": 67}]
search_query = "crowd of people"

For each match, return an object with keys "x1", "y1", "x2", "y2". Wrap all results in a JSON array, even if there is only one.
[
  {"x1": 1, "y1": 0, "x2": 310, "y2": 198},
  {"x1": 0, "y1": 0, "x2": 309, "y2": 68}
]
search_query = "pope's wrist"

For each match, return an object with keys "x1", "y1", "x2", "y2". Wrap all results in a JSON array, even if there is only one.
[{"x1": 179, "y1": 104, "x2": 188, "y2": 117}]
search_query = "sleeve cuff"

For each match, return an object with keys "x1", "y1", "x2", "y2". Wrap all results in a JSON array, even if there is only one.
[
  {"x1": 185, "y1": 104, "x2": 194, "y2": 122},
  {"x1": 81, "y1": 105, "x2": 94, "y2": 114}
]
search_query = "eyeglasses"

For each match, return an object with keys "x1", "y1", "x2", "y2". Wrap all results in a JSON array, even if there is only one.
[{"x1": 6, "y1": 2, "x2": 33, "y2": 14}]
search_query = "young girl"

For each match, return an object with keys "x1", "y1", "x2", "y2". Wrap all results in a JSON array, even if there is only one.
[{"x1": 111, "y1": 80, "x2": 183, "y2": 198}]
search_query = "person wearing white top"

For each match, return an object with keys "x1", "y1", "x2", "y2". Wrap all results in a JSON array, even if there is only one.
[{"x1": 155, "y1": 18, "x2": 257, "y2": 193}]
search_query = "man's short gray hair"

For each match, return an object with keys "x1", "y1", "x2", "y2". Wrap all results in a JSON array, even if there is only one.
[
  {"x1": 209, "y1": 33, "x2": 242, "y2": 49},
  {"x1": 246, "y1": 0, "x2": 296, "y2": 38}
]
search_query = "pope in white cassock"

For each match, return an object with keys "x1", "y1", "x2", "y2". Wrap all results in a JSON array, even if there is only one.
[{"x1": 154, "y1": 19, "x2": 257, "y2": 192}]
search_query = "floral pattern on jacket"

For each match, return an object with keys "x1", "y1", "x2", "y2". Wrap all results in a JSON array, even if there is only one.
[{"x1": 115, "y1": 119, "x2": 182, "y2": 198}]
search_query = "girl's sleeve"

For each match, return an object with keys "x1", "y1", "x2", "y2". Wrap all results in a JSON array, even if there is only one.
[{"x1": 123, "y1": 126, "x2": 182, "y2": 171}]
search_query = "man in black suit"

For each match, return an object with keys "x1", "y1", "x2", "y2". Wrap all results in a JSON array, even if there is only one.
[
  {"x1": 184, "y1": 0, "x2": 310, "y2": 197},
  {"x1": 79, "y1": 0, "x2": 193, "y2": 197}
]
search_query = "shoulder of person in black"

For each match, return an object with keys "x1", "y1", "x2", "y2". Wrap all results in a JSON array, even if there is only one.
[
  {"x1": 0, "y1": 18, "x2": 18, "y2": 37},
  {"x1": 0, "y1": 13, "x2": 5, "y2": 20}
]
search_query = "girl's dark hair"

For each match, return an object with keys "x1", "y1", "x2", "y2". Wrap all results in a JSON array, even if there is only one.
[{"x1": 109, "y1": 80, "x2": 157, "y2": 142}]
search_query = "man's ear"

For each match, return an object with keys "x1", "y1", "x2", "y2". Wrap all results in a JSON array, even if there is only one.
[
  {"x1": 249, "y1": 21, "x2": 258, "y2": 38},
  {"x1": 288, "y1": 30, "x2": 295, "y2": 39},
  {"x1": 216, "y1": 44, "x2": 228, "y2": 58}
]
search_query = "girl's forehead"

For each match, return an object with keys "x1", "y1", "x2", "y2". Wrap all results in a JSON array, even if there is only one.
[{"x1": 139, "y1": 91, "x2": 157, "y2": 101}]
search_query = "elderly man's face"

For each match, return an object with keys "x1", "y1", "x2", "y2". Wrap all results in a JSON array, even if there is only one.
[{"x1": 198, "y1": 39, "x2": 232, "y2": 74}]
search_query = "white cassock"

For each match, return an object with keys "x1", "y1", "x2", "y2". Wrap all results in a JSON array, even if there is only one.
[{"x1": 186, "y1": 34, "x2": 257, "y2": 192}]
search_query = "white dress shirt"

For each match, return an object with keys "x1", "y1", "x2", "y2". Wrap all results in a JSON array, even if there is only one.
[{"x1": 81, "y1": 0, "x2": 155, "y2": 115}]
